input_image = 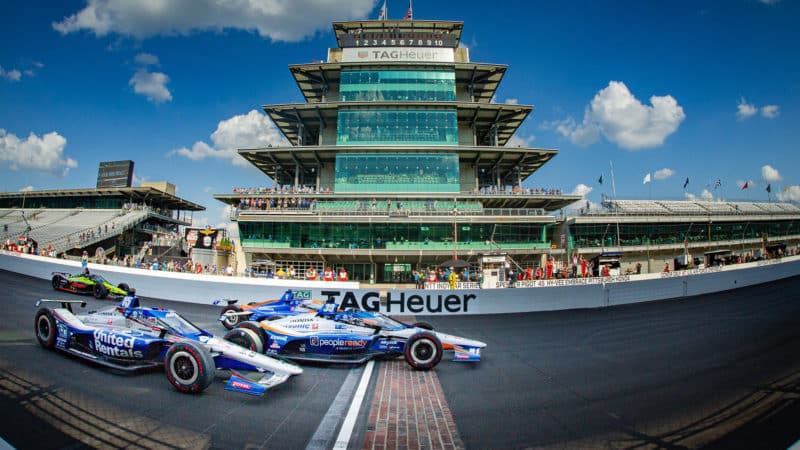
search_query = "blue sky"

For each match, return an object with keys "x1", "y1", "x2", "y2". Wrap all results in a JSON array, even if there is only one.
[{"x1": 1, "y1": 0, "x2": 799, "y2": 229}]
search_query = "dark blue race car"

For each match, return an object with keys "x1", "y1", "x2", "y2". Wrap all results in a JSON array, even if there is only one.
[{"x1": 34, "y1": 294, "x2": 302, "y2": 395}]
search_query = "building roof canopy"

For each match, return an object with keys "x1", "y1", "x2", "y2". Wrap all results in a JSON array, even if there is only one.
[
  {"x1": 289, "y1": 62, "x2": 506, "y2": 104},
  {"x1": 263, "y1": 101, "x2": 532, "y2": 147}
]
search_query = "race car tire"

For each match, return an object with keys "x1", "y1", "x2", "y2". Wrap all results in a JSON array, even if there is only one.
[
  {"x1": 51, "y1": 275, "x2": 62, "y2": 291},
  {"x1": 164, "y1": 341, "x2": 215, "y2": 394},
  {"x1": 93, "y1": 283, "x2": 108, "y2": 299},
  {"x1": 223, "y1": 328, "x2": 264, "y2": 353},
  {"x1": 235, "y1": 321, "x2": 267, "y2": 351},
  {"x1": 411, "y1": 321, "x2": 434, "y2": 330},
  {"x1": 35, "y1": 308, "x2": 57, "y2": 349},
  {"x1": 220, "y1": 305, "x2": 243, "y2": 330},
  {"x1": 118, "y1": 283, "x2": 130, "y2": 293},
  {"x1": 403, "y1": 331, "x2": 443, "y2": 371}
]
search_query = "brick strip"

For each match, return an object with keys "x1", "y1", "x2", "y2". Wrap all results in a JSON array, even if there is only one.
[{"x1": 362, "y1": 358, "x2": 465, "y2": 450}]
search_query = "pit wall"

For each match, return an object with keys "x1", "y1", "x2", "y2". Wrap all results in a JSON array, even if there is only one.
[{"x1": 2, "y1": 250, "x2": 798, "y2": 315}]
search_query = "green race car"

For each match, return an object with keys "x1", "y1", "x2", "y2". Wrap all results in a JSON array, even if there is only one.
[{"x1": 51, "y1": 271, "x2": 132, "y2": 299}]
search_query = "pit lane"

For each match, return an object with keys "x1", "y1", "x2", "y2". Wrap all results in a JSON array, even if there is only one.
[{"x1": 0, "y1": 269, "x2": 798, "y2": 449}]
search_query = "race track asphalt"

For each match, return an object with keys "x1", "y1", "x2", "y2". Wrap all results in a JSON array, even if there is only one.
[{"x1": 0, "y1": 269, "x2": 798, "y2": 449}]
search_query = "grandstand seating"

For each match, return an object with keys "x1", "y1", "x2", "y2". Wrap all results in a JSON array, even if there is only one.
[{"x1": 0, "y1": 208, "x2": 150, "y2": 254}]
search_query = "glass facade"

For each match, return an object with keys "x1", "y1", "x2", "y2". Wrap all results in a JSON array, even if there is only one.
[
  {"x1": 239, "y1": 222, "x2": 549, "y2": 250},
  {"x1": 339, "y1": 69, "x2": 456, "y2": 102},
  {"x1": 334, "y1": 153, "x2": 459, "y2": 193},
  {"x1": 336, "y1": 109, "x2": 458, "y2": 145},
  {"x1": 570, "y1": 220, "x2": 800, "y2": 248}
]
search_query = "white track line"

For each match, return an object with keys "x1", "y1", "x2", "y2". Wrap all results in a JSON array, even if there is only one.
[{"x1": 333, "y1": 360, "x2": 375, "y2": 450}]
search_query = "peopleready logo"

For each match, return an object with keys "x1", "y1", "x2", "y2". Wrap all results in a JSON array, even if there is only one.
[
  {"x1": 92, "y1": 330, "x2": 143, "y2": 358},
  {"x1": 310, "y1": 336, "x2": 365, "y2": 347}
]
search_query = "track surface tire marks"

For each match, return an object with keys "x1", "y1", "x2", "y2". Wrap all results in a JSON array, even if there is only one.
[
  {"x1": 1, "y1": 270, "x2": 799, "y2": 448},
  {"x1": 428, "y1": 276, "x2": 800, "y2": 449},
  {"x1": 0, "y1": 270, "x2": 350, "y2": 449}
]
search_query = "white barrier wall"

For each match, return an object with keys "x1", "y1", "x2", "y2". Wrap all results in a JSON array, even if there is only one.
[
  {"x1": 1, "y1": 250, "x2": 798, "y2": 315},
  {"x1": 0, "y1": 251, "x2": 359, "y2": 304}
]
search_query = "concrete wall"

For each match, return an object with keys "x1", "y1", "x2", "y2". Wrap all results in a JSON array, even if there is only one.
[{"x1": 2, "y1": 250, "x2": 798, "y2": 315}]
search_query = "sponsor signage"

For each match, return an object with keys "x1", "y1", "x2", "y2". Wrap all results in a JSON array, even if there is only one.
[
  {"x1": 340, "y1": 33, "x2": 458, "y2": 48},
  {"x1": 342, "y1": 47, "x2": 454, "y2": 63},
  {"x1": 96, "y1": 160, "x2": 134, "y2": 188},
  {"x1": 321, "y1": 290, "x2": 476, "y2": 314},
  {"x1": 186, "y1": 227, "x2": 219, "y2": 249}
]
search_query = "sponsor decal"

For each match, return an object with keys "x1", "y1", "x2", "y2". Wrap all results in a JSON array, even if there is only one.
[
  {"x1": 231, "y1": 380, "x2": 251, "y2": 390},
  {"x1": 321, "y1": 290, "x2": 476, "y2": 314},
  {"x1": 310, "y1": 336, "x2": 366, "y2": 348},
  {"x1": 292, "y1": 289, "x2": 312, "y2": 300},
  {"x1": 269, "y1": 341, "x2": 280, "y2": 350},
  {"x1": 92, "y1": 330, "x2": 144, "y2": 358}
]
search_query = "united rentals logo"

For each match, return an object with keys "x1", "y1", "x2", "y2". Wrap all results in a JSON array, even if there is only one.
[{"x1": 92, "y1": 329, "x2": 143, "y2": 358}]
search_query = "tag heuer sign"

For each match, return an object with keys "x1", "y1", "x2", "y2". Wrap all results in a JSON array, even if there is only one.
[{"x1": 342, "y1": 47, "x2": 454, "y2": 63}]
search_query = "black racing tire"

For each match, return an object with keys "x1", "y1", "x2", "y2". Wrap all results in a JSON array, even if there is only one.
[
  {"x1": 93, "y1": 283, "x2": 108, "y2": 299},
  {"x1": 403, "y1": 332, "x2": 443, "y2": 371},
  {"x1": 235, "y1": 321, "x2": 267, "y2": 351},
  {"x1": 411, "y1": 321, "x2": 434, "y2": 331},
  {"x1": 223, "y1": 328, "x2": 264, "y2": 353},
  {"x1": 164, "y1": 341, "x2": 215, "y2": 394},
  {"x1": 220, "y1": 305, "x2": 243, "y2": 330},
  {"x1": 51, "y1": 275, "x2": 62, "y2": 291},
  {"x1": 118, "y1": 283, "x2": 130, "y2": 293},
  {"x1": 35, "y1": 308, "x2": 57, "y2": 349}
]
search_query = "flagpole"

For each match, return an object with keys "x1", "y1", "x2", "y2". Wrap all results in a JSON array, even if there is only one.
[{"x1": 610, "y1": 161, "x2": 621, "y2": 249}]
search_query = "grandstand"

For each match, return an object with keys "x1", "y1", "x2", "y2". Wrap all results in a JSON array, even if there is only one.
[{"x1": 0, "y1": 187, "x2": 204, "y2": 259}]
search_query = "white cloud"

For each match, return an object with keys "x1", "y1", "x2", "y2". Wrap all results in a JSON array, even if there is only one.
[
  {"x1": 19, "y1": 185, "x2": 34, "y2": 192},
  {"x1": 571, "y1": 183, "x2": 593, "y2": 197},
  {"x1": 504, "y1": 98, "x2": 519, "y2": 105},
  {"x1": 0, "y1": 129, "x2": 78, "y2": 176},
  {"x1": 53, "y1": 0, "x2": 375, "y2": 41},
  {"x1": 0, "y1": 66, "x2": 22, "y2": 82},
  {"x1": 700, "y1": 189, "x2": 714, "y2": 200},
  {"x1": 505, "y1": 134, "x2": 535, "y2": 148},
  {"x1": 129, "y1": 68, "x2": 172, "y2": 103},
  {"x1": 761, "y1": 165, "x2": 782, "y2": 182},
  {"x1": 737, "y1": 98, "x2": 780, "y2": 120},
  {"x1": 134, "y1": 52, "x2": 159, "y2": 66},
  {"x1": 170, "y1": 109, "x2": 287, "y2": 167},
  {"x1": 654, "y1": 168, "x2": 675, "y2": 180},
  {"x1": 33, "y1": 61, "x2": 44, "y2": 68},
  {"x1": 737, "y1": 97, "x2": 757, "y2": 120},
  {"x1": 761, "y1": 105, "x2": 779, "y2": 119},
  {"x1": 684, "y1": 192, "x2": 697, "y2": 201},
  {"x1": 550, "y1": 81, "x2": 684, "y2": 150},
  {"x1": 546, "y1": 113, "x2": 601, "y2": 148},
  {"x1": 777, "y1": 186, "x2": 800, "y2": 202},
  {"x1": 132, "y1": 173, "x2": 148, "y2": 186}
]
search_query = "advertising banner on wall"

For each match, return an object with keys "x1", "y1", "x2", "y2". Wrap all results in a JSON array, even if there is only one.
[
  {"x1": 185, "y1": 227, "x2": 219, "y2": 249},
  {"x1": 342, "y1": 47, "x2": 454, "y2": 63}
]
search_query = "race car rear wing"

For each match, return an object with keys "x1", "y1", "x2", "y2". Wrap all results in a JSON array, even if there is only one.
[
  {"x1": 213, "y1": 299, "x2": 239, "y2": 306},
  {"x1": 35, "y1": 298, "x2": 87, "y2": 313}
]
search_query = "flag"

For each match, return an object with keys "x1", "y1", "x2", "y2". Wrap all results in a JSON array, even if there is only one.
[
  {"x1": 377, "y1": 0, "x2": 387, "y2": 20},
  {"x1": 714, "y1": 179, "x2": 721, "y2": 189},
  {"x1": 742, "y1": 181, "x2": 749, "y2": 189},
  {"x1": 766, "y1": 184, "x2": 771, "y2": 193},
  {"x1": 786, "y1": 185, "x2": 790, "y2": 193},
  {"x1": 643, "y1": 173, "x2": 651, "y2": 184},
  {"x1": 683, "y1": 177, "x2": 689, "y2": 189},
  {"x1": 598, "y1": 175, "x2": 603, "y2": 185},
  {"x1": 403, "y1": 1, "x2": 413, "y2": 20}
]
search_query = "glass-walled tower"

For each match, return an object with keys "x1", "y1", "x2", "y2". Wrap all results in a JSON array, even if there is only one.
[{"x1": 215, "y1": 19, "x2": 580, "y2": 282}]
